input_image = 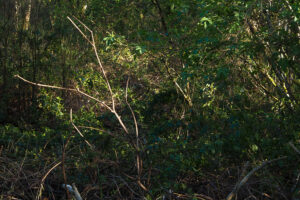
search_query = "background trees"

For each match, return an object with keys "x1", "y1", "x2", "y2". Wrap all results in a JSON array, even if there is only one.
[{"x1": 0, "y1": 0, "x2": 299, "y2": 199}]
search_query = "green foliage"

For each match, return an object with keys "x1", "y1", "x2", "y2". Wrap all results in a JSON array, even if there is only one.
[
  {"x1": 0, "y1": 0, "x2": 299, "y2": 199},
  {"x1": 38, "y1": 90, "x2": 65, "y2": 119}
]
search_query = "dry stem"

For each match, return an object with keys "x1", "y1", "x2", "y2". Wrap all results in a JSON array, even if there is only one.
[
  {"x1": 15, "y1": 15, "x2": 147, "y2": 195},
  {"x1": 226, "y1": 156, "x2": 287, "y2": 200}
]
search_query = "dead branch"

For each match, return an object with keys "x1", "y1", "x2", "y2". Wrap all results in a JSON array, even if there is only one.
[
  {"x1": 226, "y1": 156, "x2": 287, "y2": 200},
  {"x1": 66, "y1": 16, "x2": 148, "y2": 193},
  {"x1": 36, "y1": 161, "x2": 61, "y2": 200},
  {"x1": 62, "y1": 184, "x2": 83, "y2": 200},
  {"x1": 77, "y1": 125, "x2": 115, "y2": 136},
  {"x1": 15, "y1": 15, "x2": 146, "y2": 195},
  {"x1": 70, "y1": 109, "x2": 95, "y2": 150},
  {"x1": 125, "y1": 78, "x2": 147, "y2": 191},
  {"x1": 72, "y1": 183, "x2": 83, "y2": 200},
  {"x1": 14, "y1": 75, "x2": 112, "y2": 111},
  {"x1": 67, "y1": 16, "x2": 116, "y2": 112},
  {"x1": 289, "y1": 142, "x2": 300, "y2": 155},
  {"x1": 14, "y1": 75, "x2": 76, "y2": 91}
]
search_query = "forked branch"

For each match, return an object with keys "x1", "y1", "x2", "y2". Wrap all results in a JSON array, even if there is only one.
[
  {"x1": 15, "y1": 16, "x2": 147, "y2": 193},
  {"x1": 66, "y1": 15, "x2": 146, "y2": 191}
]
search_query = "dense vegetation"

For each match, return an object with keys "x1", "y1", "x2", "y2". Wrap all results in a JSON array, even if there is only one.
[{"x1": 0, "y1": 0, "x2": 299, "y2": 199}]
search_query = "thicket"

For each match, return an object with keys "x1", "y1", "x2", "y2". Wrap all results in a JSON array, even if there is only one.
[{"x1": 0, "y1": 0, "x2": 299, "y2": 199}]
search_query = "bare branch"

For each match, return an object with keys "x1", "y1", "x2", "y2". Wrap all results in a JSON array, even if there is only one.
[
  {"x1": 111, "y1": 174, "x2": 140, "y2": 196},
  {"x1": 226, "y1": 157, "x2": 287, "y2": 200},
  {"x1": 125, "y1": 79, "x2": 147, "y2": 191},
  {"x1": 36, "y1": 161, "x2": 62, "y2": 200},
  {"x1": 72, "y1": 15, "x2": 93, "y2": 34},
  {"x1": 17, "y1": 14, "x2": 147, "y2": 195},
  {"x1": 174, "y1": 80, "x2": 193, "y2": 106},
  {"x1": 75, "y1": 88, "x2": 112, "y2": 111},
  {"x1": 67, "y1": 17, "x2": 146, "y2": 191},
  {"x1": 72, "y1": 183, "x2": 83, "y2": 200},
  {"x1": 41, "y1": 161, "x2": 62, "y2": 185},
  {"x1": 15, "y1": 75, "x2": 77, "y2": 92},
  {"x1": 77, "y1": 125, "x2": 115, "y2": 137},
  {"x1": 67, "y1": 16, "x2": 93, "y2": 46},
  {"x1": 67, "y1": 16, "x2": 116, "y2": 111},
  {"x1": 125, "y1": 79, "x2": 139, "y2": 140},
  {"x1": 62, "y1": 184, "x2": 83, "y2": 200},
  {"x1": 14, "y1": 75, "x2": 111, "y2": 111},
  {"x1": 90, "y1": 28, "x2": 116, "y2": 110},
  {"x1": 289, "y1": 142, "x2": 300, "y2": 155},
  {"x1": 70, "y1": 109, "x2": 95, "y2": 150}
]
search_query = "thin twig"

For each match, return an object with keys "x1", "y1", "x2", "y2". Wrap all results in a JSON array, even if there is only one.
[
  {"x1": 70, "y1": 109, "x2": 95, "y2": 150},
  {"x1": 14, "y1": 75, "x2": 77, "y2": 91},
  {"x1": 62, "y1": 152, "x2": 70, "y2": 199},
  {"x1": 67, "y1": 17, "x2": 131, "y2": 134},
  {"x1": 36, "y1": 162, "x2": 62, "y2": 200},
  {"x1": 125, "y1": 79, "x2": 147, "y2": 191},
  {"x1": 67, "y1": 16, "x2": 93, "y2": 46},
  {"x1": 67, "y1": 17, "x2": 148, "y2": 193},
  {"x1": 72, "y1": 16, "x2": 93, "y2": 33},
  {"x1": 77, "y1": 125, "x2": 115, "y2": 136},
  {"x1": 289, "y1": 142, "x2": 300, "y2": 155},
  {"x1": 125, "y1": 78, "x2": 139, "y2": 141},
  {"x1": 112, "y1": 175, "x2": 139, "y2": 196},
  {"x1": 67, "y1": 17, "x2": 133, "y2": 135},
  {"x1": 62, "y1": 130, "x2": 76, "y2": 200},
  {"x1": 72, "y1": 183, "x2": 83, "y2": 200},
  {"x1": 14, "y1": 75, "x2": 111, "y2": 110},
  {"x1": 291, "y1": 172, "x2": 300, "y2": 194},
  {"x1": 226, "y1": 156, "x2": 287, "y2": 200},
  {"x1": 67, "y1": 16, "x2": 116, "y2": 112},
  {"x1": 112, "y1": 178, "x2": 123, "y2": 198}
]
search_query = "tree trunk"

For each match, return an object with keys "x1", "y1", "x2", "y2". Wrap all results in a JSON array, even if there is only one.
[{"x1": 24, "y1": 0, "x2": 31, "y2": 31}]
